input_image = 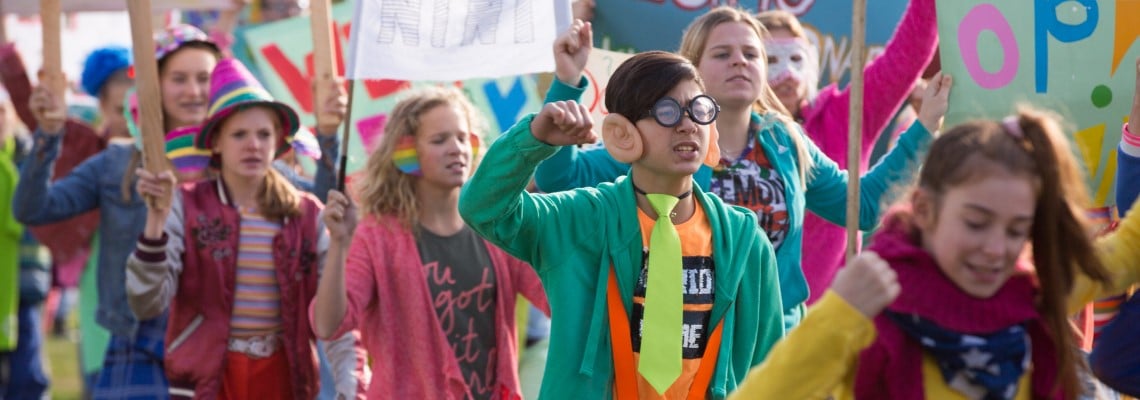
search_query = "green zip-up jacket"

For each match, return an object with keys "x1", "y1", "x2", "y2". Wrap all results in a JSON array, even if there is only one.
[
  {"x1": 459, "y1": 115, "x2": 786, "y2": 399},
  {"x1": 535, "y1": 78, "x2": 931, "y2": 330}
]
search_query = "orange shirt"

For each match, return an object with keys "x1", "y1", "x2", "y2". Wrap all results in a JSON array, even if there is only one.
[{"x1": 629, "y1": 203, "x2": 715, "y2": 399}]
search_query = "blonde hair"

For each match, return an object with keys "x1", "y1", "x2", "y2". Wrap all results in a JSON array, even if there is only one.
[
  {"x1": 755, "y1": 10, "x2": 809, "y2": 40},
  {"x1": 355, "y1": 86, "x2": 485, "y2": 229},
  {"x1": 678, "y1": 6, "x2": 814, "y2": 187}
]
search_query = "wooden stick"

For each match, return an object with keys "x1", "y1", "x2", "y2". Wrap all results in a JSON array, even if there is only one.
[
  {"x1": 845, "y1": 0, "x2": 867, "y2": 263},
  {"x1": 1, "y1": 0, "x2": 9, "y2": 44},
  {"x1": 127, "y1": 0, "x2": 170, "y2": 208},
  {"x1": 309, "y1": 0, "x2": 338, "y2": 129},
  {"x1": 337, "y1": 79, "x2": 354, "y2": 192},
  {"x1": 39, "y1": 0, "x2": 65, "y2": 120}
]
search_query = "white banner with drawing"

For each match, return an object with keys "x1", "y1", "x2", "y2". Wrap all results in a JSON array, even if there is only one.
[{"x1": 346, "y1": 0, "x2": 572, "y2": 81}]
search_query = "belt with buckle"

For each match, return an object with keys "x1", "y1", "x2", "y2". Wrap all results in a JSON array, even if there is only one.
[{"x1": 227, "y1": 334, "x2": 280, "y2": 359}]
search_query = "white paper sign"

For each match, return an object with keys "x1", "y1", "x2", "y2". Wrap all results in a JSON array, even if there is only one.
[
  {"x1": 346, "y1": 0, "x2": 570, "y2": 81},
  {"x1": 6, "y1": 0, "x2": 232, "y2": 15},
  {"x1": 579, "y1": 48, "x2": 633, "y2": 127}
]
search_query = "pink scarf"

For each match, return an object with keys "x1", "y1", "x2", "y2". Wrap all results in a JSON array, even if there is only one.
[{"x1": 853, "y1": 213, "x2": 1062, "y2": 399}]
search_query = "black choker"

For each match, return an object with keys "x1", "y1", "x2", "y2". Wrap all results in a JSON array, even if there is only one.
[{"x1": 631, "y1": 180, "x2": 692, "y2": 200}]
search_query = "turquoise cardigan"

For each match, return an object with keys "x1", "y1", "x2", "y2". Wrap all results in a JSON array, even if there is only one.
[
  {"x1": 535, "y1": 78, "x2": 932, "y2": 329},
  {"x1": 460, "y1": 115, "x2": 786, "y2": 399}
]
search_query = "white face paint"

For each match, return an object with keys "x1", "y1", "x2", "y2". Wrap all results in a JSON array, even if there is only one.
[{"x1": 764, "y1": 38, "x2": 817, "y2": 88}]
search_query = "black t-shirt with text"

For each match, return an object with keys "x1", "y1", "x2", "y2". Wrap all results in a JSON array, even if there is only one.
[{"x1": 417, "y1": 225, "x2": 498, "y2": 399}]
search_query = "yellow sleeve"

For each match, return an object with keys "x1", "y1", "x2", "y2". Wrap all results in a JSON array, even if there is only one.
[
  {"x1": 728, "y1": 290, "x2": 875, "y2": 400},
  {"x1": 1069, "y1": 202, "x2": 1140, "y2": 313}
]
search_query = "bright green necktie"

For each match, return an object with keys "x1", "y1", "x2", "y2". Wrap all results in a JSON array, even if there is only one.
[{"x1": 638, "y1": 194, "x2": 683, "y2": 395}]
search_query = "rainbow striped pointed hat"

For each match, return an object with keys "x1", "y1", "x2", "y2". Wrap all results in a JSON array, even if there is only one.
[{"x1": 197, "y1": 59, "x2": 299, "y2": 156}]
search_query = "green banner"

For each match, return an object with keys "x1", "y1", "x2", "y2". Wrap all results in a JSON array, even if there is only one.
[{"x1": 936, "y1": 0, "x2": 1140, "y2": 206}]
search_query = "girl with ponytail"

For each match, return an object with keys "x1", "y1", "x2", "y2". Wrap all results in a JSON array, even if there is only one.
[{"x1": 730, "y1": 107, "x2": 1140, "y2": 399}]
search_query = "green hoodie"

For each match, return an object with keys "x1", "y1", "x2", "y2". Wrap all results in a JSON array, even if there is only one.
[
  {"x1": 1, "y1": 135, "x2": 23, "y2": 351},
  {"x1": 460, "y1": 115, "x2": 786, "y2": 399}
]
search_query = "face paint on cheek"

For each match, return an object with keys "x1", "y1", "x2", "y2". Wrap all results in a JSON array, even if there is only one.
[
  {"x1": 764, "y1": 38, "x2": 817, "y2": 86},
  {"x1": 393, "y1": 135, "x2": 422, "y2": 176}
]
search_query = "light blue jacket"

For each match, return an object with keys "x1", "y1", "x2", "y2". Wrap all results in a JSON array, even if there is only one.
[{"x1": 534, "y1": 78, "x2": 932, "y2": 328}]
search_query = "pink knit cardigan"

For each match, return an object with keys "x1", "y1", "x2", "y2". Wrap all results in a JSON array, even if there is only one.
[
  {"x1": 799, "y1": 0, "x2": 939, "y2": 303},
  {"x1": 310, "y1": 214, "x2": 550, "y2": 399}
]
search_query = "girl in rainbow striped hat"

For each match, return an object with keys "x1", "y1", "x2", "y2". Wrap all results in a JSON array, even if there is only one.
[
  {"x1": 127, "y1": 58, "x2": 364, "y2": 400},
  {"x1": 313, "y1": 85, "x2": 549, "y2": 399},
  {"x1": 15, "y1": 23, "x2": 224, "y2": 400}
]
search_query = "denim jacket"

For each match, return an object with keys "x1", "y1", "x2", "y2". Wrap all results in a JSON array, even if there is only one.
[{"x1": 13, "y1": 130, "x2": 340, "y2": 336}]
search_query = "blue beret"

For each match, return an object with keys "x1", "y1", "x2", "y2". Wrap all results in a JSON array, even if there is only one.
[{"x1": 81, "y1": 46, "x2": 132, "y2": 97}]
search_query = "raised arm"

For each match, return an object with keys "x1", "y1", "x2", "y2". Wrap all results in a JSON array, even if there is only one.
[
  {"x1": 13, "y1": 133, "x2": 105, "y2": 226},
  {"x1": 1069, "y1": 195, "x2": 1140, "y2": 312},
  {"x1": 1116, "y1": 58, "x2": 1140, "y2": 215},
  {"x1": 312, "y1": 189, "x2": 370, "y2": 340},
  {"x1": 855, "y1": 0, "x2": 939, "y2": 148},
  {"x1": 729, "y1": 252, "x2": 899, "y2": 399},
  {"x1": 533, "y1": 21, "x2": 629, "y2": 193},
  {"x1": 459, "y1": 102, "x2": 602, "y2": 268},
  {"x1": 125, "y1": 177, "x2": 186, "y2": 320},
  {"x1": 805, "y1": 74, "x2": 950, "y2": 229}
]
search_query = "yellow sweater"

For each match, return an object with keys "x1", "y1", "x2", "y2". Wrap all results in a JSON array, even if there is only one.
[{"x1": 729, "y1": 201, "x2": 1140, "y2": 399}]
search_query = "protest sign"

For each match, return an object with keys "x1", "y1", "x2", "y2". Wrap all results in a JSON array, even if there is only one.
[
  {"x1": 936, "y1": 0, "x2": 1140, "y2": 206},
  {"x1": 579, "y1": 48, "x2": 634, "y2": 128},
  {"x1": 7, "y1": 0, "x2": 230, "y2": 15},
  {"x1": 243, "y1": 2, "x2": 544, "y2": 174},
  {"x1": 590, "y1": 0, "x2": 910, "y2": 87},
  {"x1": 344, "y1": 0, "x2": 571, "y2": 81}
]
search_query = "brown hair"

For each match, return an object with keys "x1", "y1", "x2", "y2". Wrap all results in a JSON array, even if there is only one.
[
  {"x1": 915, "y1": 107, "x2": 1109, "y2": 398},
  {"x1": 677, "y1": 6, "x2": 813, "y2": 186},
  {"x1": 157, "y1": 42, "x2": 222, "y2": 75},
  {"x1": 755, "y1": 10, "x2": 809, "y2": 40},
  {"x1": 355, "y1": 86, "x2": 485, "y2": 229},
  {"x1": 211, "y1": 105, "x2": 301, "y2": 222},
  {"x1": 604, "y1": 51, "x2": 701, "y2": 123},
  {"x1": 256, "y1": 167, "x2": 301, "y2": 222}
]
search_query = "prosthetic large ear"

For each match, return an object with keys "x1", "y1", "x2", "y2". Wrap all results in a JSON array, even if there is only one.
[
  {"x1": 602, "y1": 113, "x2": 643, "y2": 163},
  {"x1": 704, "y1": 122, "x2": 721, "y2": 167}
]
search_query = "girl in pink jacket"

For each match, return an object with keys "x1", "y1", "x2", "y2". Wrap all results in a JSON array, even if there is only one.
[
  {"x1": 312, "y1": 86, "x2": 549, "y2": 400},
  {"x1": 757, "y1": 0, "x2": 939, "y2": 303}
]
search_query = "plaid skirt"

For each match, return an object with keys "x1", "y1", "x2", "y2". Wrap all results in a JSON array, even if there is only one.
[{"x1": 91, "y1": 316, "x2": 168, "y2": 400}]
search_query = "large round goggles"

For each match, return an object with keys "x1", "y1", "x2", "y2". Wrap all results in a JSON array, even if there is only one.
[{"x1": 645, "y1": 94, "x2": 720, "y2": 128}]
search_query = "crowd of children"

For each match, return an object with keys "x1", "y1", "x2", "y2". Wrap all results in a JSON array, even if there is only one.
[{"x1": 2, "y1": 0, "x2": 1140, "y2": 399}]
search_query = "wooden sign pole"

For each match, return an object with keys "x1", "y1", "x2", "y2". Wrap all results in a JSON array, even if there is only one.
[
  {"x1": 309, "y1": 0, "x2": 338, "y2": 126},
  {"x1": 309, "y1": 0, "x2": 351, "y2": 190},
  {"x1": 845, "y1": 0, "x2": 867, "y2": 262},
  {"x1": 39, "y1": 0, "x2": 66, "y2": 120},
  {"x1": 126, "y1": 0, "x2": 170, "y2": 207}
]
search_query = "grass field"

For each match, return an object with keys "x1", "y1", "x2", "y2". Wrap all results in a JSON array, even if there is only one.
[{"x1": 44, "y1": 333, "x2": 83, "y2": 400}]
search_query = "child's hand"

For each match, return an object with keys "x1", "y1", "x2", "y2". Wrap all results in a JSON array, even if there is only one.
[
  {"x1": 831, "y1": 251, "x2": 900, "y2": 318},
  {"x1": 531, "y1": 100, "x2": 596, "y2": 146},
  {"x1": 28, "y1": 84, "x2": 66, "y2": 135},
  {"x1": 135, "y1": 168, "x2": 178, "y2": 239},
  {"x1": 572, "y1": 0, "x2": 596, "y2": 22},
  {"x1": 553, "y1": 20, "x2": 592, "y2": 87},
  {"x1": 323, "y1": 190, "x2": 358, "y2": 245},
  {"x1": 917, "y1": 72, "x2": 952, "y2": 135},
  {"x1": 315, "y1": 77, "x2": 348, "y2": 136}
]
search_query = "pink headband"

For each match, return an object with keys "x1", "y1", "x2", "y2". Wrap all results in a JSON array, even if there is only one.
[{"x1": 1002, "y1": 116, "x2": 1023, "y2": 138}]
